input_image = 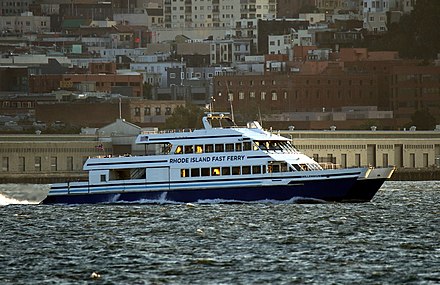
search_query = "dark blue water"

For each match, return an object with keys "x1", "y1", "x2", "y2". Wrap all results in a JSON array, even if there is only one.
[{"x1": 0, "y1": 181, "x2": 439, "y2": 284}]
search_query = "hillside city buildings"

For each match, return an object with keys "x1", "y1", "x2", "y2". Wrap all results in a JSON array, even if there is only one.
[
  {"x1": 1, "y1": 0, "x2": 440, "y2": 180},
  {"x1": 0, "y1": 0, "x2": 433, "y2": 131}
]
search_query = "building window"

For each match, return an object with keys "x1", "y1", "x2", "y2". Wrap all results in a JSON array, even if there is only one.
[
  {"x1": 144, "y1": 107, "x2": 151, "y2": 116},
  {"x1": 341, "y1": 154, "x2": 347, "y2": 168},
  {"x1": 239, "y1": 92, "x2": 244, "y2": 100},
  {"x1": 165, "y1": 107, "x2": 172, "y2": 115},
  {"x1": 18, "y1": 156, "x2": 25, "y2": 172},
  {"x1": 35, "y1": 157, "x2": 41, "y2": 171},
  {"x1": 271, "y1": 91, "x2": 277, "y2": 101},
  {"x1": 135, "y1": 107, "x2": 141, "y2": 116},
  {"x1": 228, "y1": 93, "x2": 233, "y2": 101},
  {"x1": 383, "y1": 153, "x2": 388, "y2": 167},
  {"x1": 410, "y1": 153, "x2": 416, "y2": 168},
  {"x1": 51, "y1": 157, "x2": 57, "y2": 171},
  {"x1": 2, "y1": 157, "x2": 9, "y2": 172},
  {"x1": 67, "y1": 156, "x2": 73, "y2": 171},
  {"x1": 155, "y1": 107, "x2": 161, "y2": 115},
  {"x1": 261, "y1": 91, "x2": 266, "y2": 100},
  {"x1": 355, "y1": 154, "x2": 361, "y2": 167}
]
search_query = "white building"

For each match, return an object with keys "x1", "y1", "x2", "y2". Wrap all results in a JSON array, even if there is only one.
[
  {"x1": 299, "y1": 13, "x2": 326, "y2": 25},
  {"x1": 163, "y1": 0, "x2": 241, "y2": 29},
  {"x1": 247, "y1": 0, "x2": 277, "y2": 20},
  {"x1": 291, "y1": 29, "x2": 313, "y2": 47},
  {"x1": 210, "y1": 38, "x2": 252, "y2": 65},
  {"x1": 130, "y1": 60, "x2": 185, "y2": 88},
  {"x1": 0, "y1": 12, "x2": 50, "y2": 34},
  {"x1": 162, "y1": 0, "x2": 276, "y2": 30},
  {"x1": 361, "y1": 0, "x2": 389, "y2": 33},
  {"x1": 268, "y1": 34, "x2": 291, "y2": 55}
]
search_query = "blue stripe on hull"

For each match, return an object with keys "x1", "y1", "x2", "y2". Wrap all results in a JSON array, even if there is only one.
[{"x1": 41, "y1": 176, "x2": 377, "y2": 205}]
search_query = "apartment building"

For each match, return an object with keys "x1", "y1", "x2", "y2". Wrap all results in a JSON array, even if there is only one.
[
  {"x1": 0, "y1": 12, "x2": 50, "y2": 34},
  {"x1": 0, "y1": 0, "x2": 34, "y2": 16},
  {"x1": 361, "y1": 0, "x2": 389, "y2": 33},
  {"x1": 163, "y1": 0, "x2": 276, "y2": 29}
]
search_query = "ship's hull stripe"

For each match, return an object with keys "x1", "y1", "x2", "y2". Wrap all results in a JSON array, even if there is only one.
[{"x1": 42, "y1": 175, "x2": 386, "y2": 204}]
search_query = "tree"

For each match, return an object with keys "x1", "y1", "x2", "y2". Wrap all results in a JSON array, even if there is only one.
[
  {"x1": 410, "y1": 109, "x2": 437, "y2": 130},
  {"x1": 143, "y1": 83, "x2": 153, "y2": 99},
  {"x1": 367, "y1": 1, "x2": 440, "y2": 60},
  {"x1": 163, "y1": 104, "x2": 205, "y2": 130}
]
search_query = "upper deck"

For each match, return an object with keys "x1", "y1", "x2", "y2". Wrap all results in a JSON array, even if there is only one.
[{"x1": 135, "y1": 113, "x2": 290, "y2": 146}]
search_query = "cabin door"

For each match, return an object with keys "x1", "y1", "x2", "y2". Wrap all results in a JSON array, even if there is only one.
[{"x1": 146, "y1": 167, "x2": 170, "y2": 190}]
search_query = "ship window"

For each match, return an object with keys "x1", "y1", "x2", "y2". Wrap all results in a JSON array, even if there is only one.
[
  {"x1": 175, "y1": 145, "x2": 183, "y2": 154},
  {"x1": 300, "y1": 164, "x2": 309, "y2": 171},
  {"x1": 100, "y1": 174, "x2": 106, "y2": 182},
  {"x1": 235, "y1": 143, "x2": 242, "y2": 151},
  {"x1": 225, "y1": 143, "x2": 234, "y2": 152},
  {"x1": 110, "y1": 169, "x2": 130, "y2": 180},
  {"x1": 257, "y1": 141, "x2": 268, "y2": 150},
  {"x1": 181, "y1": 169, "x2": 189, "y2": 177},
  {"x1": 215, "y1": 144, "x2": 224, "y2": 152},
  {"x1": 205, "y1": 144, "x2": 214, "y2": 153},
  {"x1": 232, "y1": 166, "x2": 241, "y2": 175},
  {"x1": 292, "y1": 164, "x2": 302, "y2": 171},
  {"x1": 252, "y1": 165, "x2": 261, "y2": 174},
  {"x1": 281, "y1": 163, "x2": 288, "y2": 172},
  {"x1": 242, "y1": 166, "x2": 251, "y2": 174},
  {"x1": 201, "y1": 168, "x2": 210, "y2": 176},
  {"x1": 212, "y1": 167, "x2": 220, "y2": 176},
  {"x1": 272, "y1": 165, "x2": 280, "y2": 172},
  {"x1": 162, "y1": 143, "x2": 172, "y2": 154},
  {"x1": 243, "y1": 142, "x2": 251, "y2": 151},
  {"x1": 222, "y1": 167, "x2": 231, "y2": 175},
  {"x1": 191, "y1": 168, "x2": 200, "y2": 177},
  {"x1": 195, "y1": 145, "x2": 203, "y2": 153},
  {"x1": 262, "y1": 165, "x2": 267, "y2": 173},
  {"x1": 184, "y1": 145, "x2": 194, "y2": 154},
  {"x1": 251, "y1": 142, "x2": 258, "y2": 151}
]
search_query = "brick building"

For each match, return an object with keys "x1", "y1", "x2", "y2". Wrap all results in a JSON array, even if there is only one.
[
  {"x1": 213, "y1": 63, "x2": 380, "y2": 122},
  {"x1": 30, "y1": 71, "x2": 143, "y2": 97},
  {"x1": 35, "y1": 98, "x2": 185, "y2": 128},
  {"x1": 390, "y1": 65, "x2": 440, "y2": 126}
]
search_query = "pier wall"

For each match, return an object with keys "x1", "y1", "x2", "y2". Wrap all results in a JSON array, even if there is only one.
[{"x1": 1, "y1": 131, "x2": 440, "y2": 183}]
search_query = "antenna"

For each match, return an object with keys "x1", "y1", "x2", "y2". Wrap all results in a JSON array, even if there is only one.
[
  {"x1": 118, "y1": 97, "x2": 122, "y2": 119},
  {"x1": 258, "y1": 106, "x2": 262, "y2": 127},
  {"x1": 225, "y1": 81, "x2": 235, "y2": 122}
]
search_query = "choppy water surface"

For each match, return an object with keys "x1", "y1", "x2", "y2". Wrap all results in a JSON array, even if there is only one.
[{"x1": 0, "y1": 182, "x2": 439, "y2": 284}]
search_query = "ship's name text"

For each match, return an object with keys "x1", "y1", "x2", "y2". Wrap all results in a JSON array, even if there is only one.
[{"x1": 170, "y1": 155, "x2": 246, "y2": 164}]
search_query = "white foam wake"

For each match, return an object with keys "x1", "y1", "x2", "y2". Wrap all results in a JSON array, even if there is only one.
[{"x1": 0, "y1": 193, "x2": 38, "y2": 206}]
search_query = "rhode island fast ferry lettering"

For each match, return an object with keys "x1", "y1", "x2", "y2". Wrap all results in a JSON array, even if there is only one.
[{"x1": 41, "y1": 113, "x2": 395, "y2": 205}]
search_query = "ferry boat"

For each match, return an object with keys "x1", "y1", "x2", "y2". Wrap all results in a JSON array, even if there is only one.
[{"x1": 41, "y1": 113, "x2": 394, "y2": 205}]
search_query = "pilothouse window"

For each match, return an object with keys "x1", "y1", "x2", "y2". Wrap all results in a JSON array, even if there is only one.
[
  {"x1": 243, "y1": 142, "x2": 251, "y2": 151},
  {"x1": 184, "y1": 145, "x2": 194, "y2": 154},
  {"x1": 195, "y1": 145, "x2": 203, "y2": 153},
  {"x1": 255, "y1": 140, "x2": 298, "y2": 153},
  {"x1": 175, "y1": 146, "x2": 183, "y2": 154}
]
